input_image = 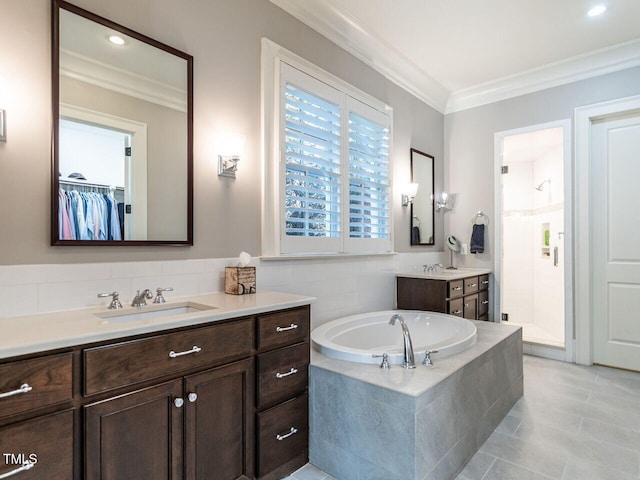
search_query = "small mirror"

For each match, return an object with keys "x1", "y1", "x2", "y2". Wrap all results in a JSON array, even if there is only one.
[
  {"x1": 52, "y1": 0, "x2": 193, "y2": 245},
  {"x1": 410, "y1": 149, "x2": 434, "y2": 245}
]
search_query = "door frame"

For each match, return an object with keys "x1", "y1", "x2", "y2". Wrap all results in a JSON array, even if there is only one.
[
  {"x1": 493, "y1": 119, "x2": 574, "y2": 362},
  {"x1": 574, "y1": 94, "x2": 640, "y2": 365}
]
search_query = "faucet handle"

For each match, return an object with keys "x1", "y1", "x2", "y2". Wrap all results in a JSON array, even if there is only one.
[
  {"x1": 153, "y1": 287, "x2": 174, "y2": 304},
  {"x1": 372, "y1": 353, "x2": 391, "y2": 369},
  {"x1": 422, "y1": 350, "x2": 439, "y2": 367},
  {"x1": 98, "y1": 292, "x2": 123, "y2": 310}
]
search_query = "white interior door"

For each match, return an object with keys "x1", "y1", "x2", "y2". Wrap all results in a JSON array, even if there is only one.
[{"x1": 591, "y1": 111, "x2": 640, "y2": 371}]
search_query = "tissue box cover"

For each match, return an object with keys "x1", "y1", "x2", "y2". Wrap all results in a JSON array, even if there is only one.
[{"x1": 225, "y1": 267, "x2": 256, "y2": 295}]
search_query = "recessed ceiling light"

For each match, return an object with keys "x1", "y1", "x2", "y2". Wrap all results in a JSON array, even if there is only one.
[
  {"x1": 108, "y1": 35, "x2": 126, "y2": 46},
  {"x1": 587, "y1": 5, "x2": 607, "y2": 17}
]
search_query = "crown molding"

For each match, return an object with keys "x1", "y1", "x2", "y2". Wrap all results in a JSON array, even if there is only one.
[
  {"x1": 271, "y1": 0, "x2": 450, "y2": 113},
  {"x1": 272, "y1": 0, "x2": 640, "y2": 115},
  {"x1": 60, "y1": 49, "x2": 187, "y2": 112},
  {"x1": 446, "y1": 38, "x2": 640, "y2": 113}
]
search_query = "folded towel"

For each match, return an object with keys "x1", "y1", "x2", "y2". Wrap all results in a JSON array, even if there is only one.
[{"x1": 470, "y1": 224, "x2": 484, "y2": 254}]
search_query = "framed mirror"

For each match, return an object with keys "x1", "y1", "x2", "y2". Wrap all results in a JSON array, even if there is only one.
[
  {"x1": 52, "y1": 0, "x2": 193, "y2": 245},
  {"x1": 410, "y1": 148, "x2": 435, "y2": 245}
]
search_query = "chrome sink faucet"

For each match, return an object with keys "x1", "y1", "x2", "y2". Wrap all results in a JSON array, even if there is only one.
[
  {"x1": 131, "y1": 289, "x2": 153, "y2": 307},
  {"x1": 423, "y1": 263, "x2": 444, "y2": 273},
  {"x1": 389, "y1": 314, "x2": 416, "y2": 369}
]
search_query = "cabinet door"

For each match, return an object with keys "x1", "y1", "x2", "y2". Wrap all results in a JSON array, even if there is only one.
[
  {"x1": 463, "y1": 294, "x2": 478, "y2": 320},
  {"x1": 0, "y1": 409, "x2": 73, "y2": 479},
  {"x1": 85, "y1": 379, "x2": 184, "y2": 480},
  {"x1": 184, "y1": 358, "x2": 254, "y2": 480}
]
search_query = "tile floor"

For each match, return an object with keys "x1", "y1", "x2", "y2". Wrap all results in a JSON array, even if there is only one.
[{"x1": 284, "y1": 355, "x2": 640, "y2": 480}]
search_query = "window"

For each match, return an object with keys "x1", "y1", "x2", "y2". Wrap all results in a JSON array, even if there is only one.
[{"x1": 263, "y1": 40, "x2": 392, "y2": 256}]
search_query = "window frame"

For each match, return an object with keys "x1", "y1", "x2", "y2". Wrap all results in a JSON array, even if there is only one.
[{"x1": 261, "y1": 38, "x2": 394, "y2": 257}]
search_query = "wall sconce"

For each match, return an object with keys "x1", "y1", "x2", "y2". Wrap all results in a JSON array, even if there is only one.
[
  {"x1": 217, "y1": 135, "x2": 246, "y2": 178},
  {"x1": 0, "y1": 73, "x2": 6, "y2": 142},
  {"x1": 401, "y1": 183, "x2": 419, "y2": 206},
  {"x1": 436, "y1": 192, "x2": 457, "y2": 212}
]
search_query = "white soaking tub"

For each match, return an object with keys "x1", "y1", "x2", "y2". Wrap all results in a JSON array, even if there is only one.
[{"x1": 311, "y1": 310, "x2": 477, "y2": 365}]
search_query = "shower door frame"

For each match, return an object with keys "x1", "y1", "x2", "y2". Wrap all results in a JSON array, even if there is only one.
[{"x1": 493, "y1": 119, "x2": 574, "y2": 362}]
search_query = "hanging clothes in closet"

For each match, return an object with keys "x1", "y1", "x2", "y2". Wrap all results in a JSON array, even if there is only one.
[{"x1": 58, "y1": 189, "x2": 123, "y2": 241}]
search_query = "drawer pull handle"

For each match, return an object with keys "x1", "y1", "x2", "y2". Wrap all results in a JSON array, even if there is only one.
[
  {"x1": 276, "y1": 324, "x2": 298, "y2": 333},
  {"x1": 452, "y1": 309, "x2": 462, "y2": 314},
  {"x1": 468, "y1": 283, "x2": 477, "y2": 287},
  {"x1": 0, "y1": 383, "x2": 32, "y2": 400},
  {"x1": 276, "y1": 427, "x2": 298, "y2": 441},
  {"x1": 0, "y1": 462, "x2": 35, "y2": 479},
  {"x1": 482, "y1": 280, "x2": 489, "y2": 285},
  {"x1": 169, "y1": 345, "x2": 202, "y2": 358},
  {"x1": 452, "y1": 287, "x2": 462, "y2": 291},
  {"x1": 276, "y1": 368, "x2": 298, "y2": 379},
  {"x1": 482, "y1": 300, "x2": 489, "y2": 305}
]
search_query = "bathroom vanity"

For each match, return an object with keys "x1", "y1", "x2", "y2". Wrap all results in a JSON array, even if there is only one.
[
  {"x1": 396, "y1": 269, "x2": 491, "y2": 321},
  {"x1": 0, "y1": 291, "x2": 312, "y2": 480}
]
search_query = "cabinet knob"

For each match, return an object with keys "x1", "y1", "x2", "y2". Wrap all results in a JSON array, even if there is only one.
[
  {"x1": 188, "y1": 392, "x2": 198, "y2": 403},
  {"x1": 174, "y1": 398, "x2": 184, "y2": 408}
]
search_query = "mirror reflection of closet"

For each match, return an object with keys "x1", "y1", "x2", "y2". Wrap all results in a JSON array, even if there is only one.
[
  {"x1": 53, "y1": 0, "x2": 193, "y2": 245},
  {"x1": 410, "y1": 149, "x2": 435, "y2": 246}
]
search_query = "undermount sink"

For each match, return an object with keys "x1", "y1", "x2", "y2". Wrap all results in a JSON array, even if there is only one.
[{"x1": 96, "y1": 302, "x2": 216, "y2": 323}]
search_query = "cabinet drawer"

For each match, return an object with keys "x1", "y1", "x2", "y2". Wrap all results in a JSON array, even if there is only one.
[
  {"x1": 257, "y1": 308, "x2": 309, "y2": 352},
  {"x1": 0, "y1": 353, "x2": 73, "y2": 418},
  {"x1": 257, "y1": 343, "x2": 309, "y2": 409},
  {"x1": 84, "y1": 318, "x2": 254, "y2": 395},
  {"x1": 448, "y1": 298, "x2": 464, "y2": 317},
  {"x1": 479, "y1": 290, "x2": 489, "y2": 317},
  {"x1": 448, "y1": 280, "x2": 464, "y2": 298},
  {"x1": 479, "y1": 274, "x2": 490, "y2": 291},
  {"x1": 464, "y1": 276, "x2": 479, "y2": 294},
  {"x1": 0, "y1": 409, "x2": 74, "y2": 479},
  {"x1": 257, "y1": 393, "x2": 308, "y2": 478}
]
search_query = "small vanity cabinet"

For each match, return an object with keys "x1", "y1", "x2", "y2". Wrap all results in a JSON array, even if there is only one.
[
  {"x1": 255, "y1": 308, "x2": 310, "y2": 480},
  {"x1": 0, "y1": 301, "x2": 311, "y2": 480},
  {"x1": 397, "y1": 271, "x2": 491, "y2": 321}
]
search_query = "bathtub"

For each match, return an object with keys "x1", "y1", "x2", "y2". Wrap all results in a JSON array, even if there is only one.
[{"x1": 311, "y1": 310, "x2": 477, "y2": 365}]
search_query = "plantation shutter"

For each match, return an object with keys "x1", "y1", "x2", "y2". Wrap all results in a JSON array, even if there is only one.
[
  {"x1": 346, "y1": 98, "x2": 392, "y2": 253},
  {"x1": 280, "y1": 63, "x2": 343, "y2": 253}
]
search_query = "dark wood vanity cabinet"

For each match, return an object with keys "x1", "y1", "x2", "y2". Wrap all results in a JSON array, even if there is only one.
[
  {"x1": 0, "y1": 304, "x2": 311, "y2": 480},
  {"x1": 397, "y1": 273, "x2": 490, "y2": 321}
]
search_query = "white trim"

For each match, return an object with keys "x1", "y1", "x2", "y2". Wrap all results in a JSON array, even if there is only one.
[
  {"x1": 574, "y1": 94, "x2": 640, "y2": 365},
  {"x1": 261, "y1": 38, "x2": 393, "y2": 257},
  {"x1": 269, "y1": 0, "x2": 449, "y2": 113},
  {"x1": 494, "y1": 119, "x2": 574, "y2": 363},
  {"x1": 447, "y1": 39, "x2": 640, "y2": 114}
]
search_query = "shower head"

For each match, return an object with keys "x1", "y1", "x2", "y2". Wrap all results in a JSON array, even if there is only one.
[{"x1": 535, "y1": 178, "x2": 551, "y2": 191}]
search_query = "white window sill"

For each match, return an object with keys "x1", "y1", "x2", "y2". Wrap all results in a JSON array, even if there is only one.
[{"x1": 259, "y1": 252, "x2": 398, "y2": 261}]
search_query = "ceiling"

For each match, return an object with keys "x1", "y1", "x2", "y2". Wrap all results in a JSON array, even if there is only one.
[{"x1": 272, "y1": 0, "x2": 640, "y2": 113}]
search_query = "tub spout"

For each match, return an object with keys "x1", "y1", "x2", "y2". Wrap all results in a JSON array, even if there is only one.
[{"x1": 389, "y1": 314, "x2": 416, "y2": 369}]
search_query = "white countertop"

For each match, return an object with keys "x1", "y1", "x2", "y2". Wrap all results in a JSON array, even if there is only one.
[
  {"x1": 0, "y1": 291, "x2": 315, "y2": 359},
  {"x1": 396, "y1": 267, "x2": 491, "y2": 281}
]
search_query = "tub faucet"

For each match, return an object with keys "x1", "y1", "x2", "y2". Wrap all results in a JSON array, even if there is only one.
[{"x1": 389, "y1": 314, "x2": 416, "y2": 369}]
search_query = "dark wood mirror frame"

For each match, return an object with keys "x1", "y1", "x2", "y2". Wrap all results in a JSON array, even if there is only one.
[
  {"x1": 51, "y1": 0, "x2": 193, "y2": 246},
  {"x1": 410, "y1": 148, "x2": 435, "y2": 246}
]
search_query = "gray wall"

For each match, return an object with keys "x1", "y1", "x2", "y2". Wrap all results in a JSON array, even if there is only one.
[
  {"x1": 0, "y1": 0, "x2": 443, "y2": 265},
  {"x1": 445, "y1": 66, "x2": 640, "y2": 269}
]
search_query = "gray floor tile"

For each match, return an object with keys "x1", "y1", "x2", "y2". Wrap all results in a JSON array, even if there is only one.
[
  {"x1": 495, "y1": 415, "x2": 521, "y2": 435},
  {"x1": 456, "y1": 451, "x2": 496, "y2": 480},
  {"x1": 579, "y1": 417, "x2": 640, "y2": 452},
  {"x1": 290, "y1": 463, "x2": 331, "y2": 480},
  {"x1": 561, "y1": 457, "x2": 640, "y2": 480},
  {"x1": 483, "y1": 459, "x2": 555, "y2": 480}
]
